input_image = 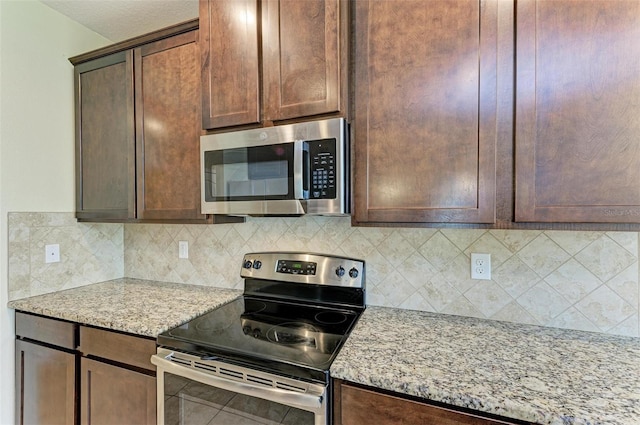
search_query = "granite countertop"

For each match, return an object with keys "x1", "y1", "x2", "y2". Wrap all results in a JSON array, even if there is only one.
[
  {"x1": 9, "y1": 282, "x2": 639, "y2": 424},
  {"x1": 8, "y1": 278, "x2": 241, "y2": 337},
  {"x1": 331, "y1": 306, "x2": 640, "y2": 425}
]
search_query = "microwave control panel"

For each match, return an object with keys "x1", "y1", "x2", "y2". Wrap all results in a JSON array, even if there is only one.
[{"x1": 309, "y1": 139, "x2": 337, "y2": 199}]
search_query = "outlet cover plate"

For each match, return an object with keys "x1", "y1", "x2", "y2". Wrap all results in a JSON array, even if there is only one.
[
  {"x1": 178, "y1": 241, "x2": 189, "y2": 259},
  {"x1": 45, "y1": 244, "x2": 60, "y2": 263},
  {"x1": 471, "y1": 253, "x2": 491, "y2": 280}
]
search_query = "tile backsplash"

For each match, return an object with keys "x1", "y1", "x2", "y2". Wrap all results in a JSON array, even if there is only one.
[
  {"x1": 8, "y1": 213, "x2": 640, "y2": 337},
  {"x1": 8, "y1": 212, "x2": 123, "y2": 300}
]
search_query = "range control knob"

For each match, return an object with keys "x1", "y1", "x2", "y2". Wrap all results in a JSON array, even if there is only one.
[
  {"x1": 349, "y1": 268, "x2": 359, "y2": 278},
  {"x1": 335, "y1": 266, "x2": 345, "y2": 277},
  {"x1": 252, "y1": 328, "x2": 262, "y2": 338},
  {"x1": 242, "y1": 326, "x2": 251, "y2": 335},
  {"x1": 243, "y1": 260, "x2": 253, "y2": 269},
  {"x1": 253, "y1": 260, "x2": 262, "y2": 270}
]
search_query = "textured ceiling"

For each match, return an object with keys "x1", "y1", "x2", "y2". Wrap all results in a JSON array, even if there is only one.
[{"x1": 42, "y1": 0, "x2": 198, "y2": 42}]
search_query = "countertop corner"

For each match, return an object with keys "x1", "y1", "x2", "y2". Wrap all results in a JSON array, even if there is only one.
[{"x1": 8, "y1": 278, "x2": 242, "y2": 337}]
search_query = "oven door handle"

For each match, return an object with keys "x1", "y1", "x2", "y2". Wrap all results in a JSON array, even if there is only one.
[{"x1": 151, "y1": 353, "x2": 325, "y2": 412}]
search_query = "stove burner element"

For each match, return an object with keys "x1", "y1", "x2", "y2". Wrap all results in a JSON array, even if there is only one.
[
  {"x1": 266, "y1": 322, "x2": 319, "y2": 348},
  {"x1": 243, "y1": 300, "x2": 267, "y2": 314},
  {"x1": 315, "y1": 311, "x2": 348, "y2": 325},
  {"x1": 195, "y1": 320, "x2": 224, "y2": 333},
  {"x1": 194, "y1": 313, "x2": 235, "y2": 333}
]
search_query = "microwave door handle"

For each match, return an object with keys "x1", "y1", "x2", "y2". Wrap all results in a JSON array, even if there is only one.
[
  {"x1": 303, "y1": 147, "x2": 310, "y2": 195},
  {"x1": 293, "y1": 140, "x2": 309, "y2": 200}
]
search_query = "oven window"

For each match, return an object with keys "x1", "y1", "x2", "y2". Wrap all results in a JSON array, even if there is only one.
[
  {"x1": 204, "y1": 143, "x2": 294, "y2": 202},
  {"x1": 164, "y1": 372, "x2": 315, "y2": 425}
]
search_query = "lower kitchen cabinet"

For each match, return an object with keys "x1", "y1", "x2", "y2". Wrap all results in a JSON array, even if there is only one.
[
  {"x1": 79, "y1": 326, "x2": 157, "y2": 425},
  {"x1": 14, "y1": 312, "x2": 78, "y2": 425},
  {"x1": 15, "y1": 312, "x2": 158, "y2": 425},
  {"x1": 80, "y1": 358, "x2": 155, "y2": 425},
  {"x1": 15, "y1": 340, "x2": 76, "y2": 425},
  {"x1": 333, "y1": 380, "x2": 521, "y2": 425}
]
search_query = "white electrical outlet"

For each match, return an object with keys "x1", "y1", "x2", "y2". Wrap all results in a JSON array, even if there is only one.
[
  {"x1": 45, "y1": 244, "x2": 60, "y2": 263},
  {"x1": 178, "y1": 241, "x2": 189, "y2": 259},
  {"x1": 471, "y1": 253, "x2": 491, "y2": 280}
]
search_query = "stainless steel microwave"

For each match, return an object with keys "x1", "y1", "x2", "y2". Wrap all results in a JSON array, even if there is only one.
[{"x1": 200, "y1": 118, "x2": 349, "y2": 216}]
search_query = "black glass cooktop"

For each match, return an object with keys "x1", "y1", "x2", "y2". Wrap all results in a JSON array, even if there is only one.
[{"x1": 157, "y1": 296, "x2": 360, "y2": 383}]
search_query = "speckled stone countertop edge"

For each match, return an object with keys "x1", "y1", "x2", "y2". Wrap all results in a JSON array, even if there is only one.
[
  {"x1": 7, "y1": 278, "x2": 242, "y2": 337},
  {"x1": 9, "y1": 282, "x2": 640, "y2": 425},
  {"x1": 330, "y1": 306, "x2": 640, "y2": 425}
]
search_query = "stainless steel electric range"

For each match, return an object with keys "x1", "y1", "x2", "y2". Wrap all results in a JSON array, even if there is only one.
[{"x1": 151, "y1": 252, "x2": 365, "y2": 425}]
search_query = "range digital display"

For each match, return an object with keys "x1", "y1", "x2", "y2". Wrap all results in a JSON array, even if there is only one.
[{"x1": 277, "y1": 260, "x2": 317, "y2": 275}]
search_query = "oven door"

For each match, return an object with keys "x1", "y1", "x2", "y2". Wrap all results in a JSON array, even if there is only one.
[{"x1": 152, "y1": 348, "x2": 327, "y2": 425}]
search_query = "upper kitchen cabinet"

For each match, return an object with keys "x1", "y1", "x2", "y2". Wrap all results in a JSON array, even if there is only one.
[
  {"x1": 134, "y1": 31, "x2": 203, "y2": 221},
  {"x1": 515, "y1": 0, "x2": 640, "y2": 223},
  {"x1": 352, "y1": 0, "x2": 500, "y2": 225},
  {"x1": 200, "y1": 0, "x2": 259, "y2": 128},
  {"x1": 74, "y1": 52, "x2": 135, "y2": 221},
  {"x1": 73, "y1": 21, "x2": 239, "y2": 223},
  {"x1": 261, "y1": 0, "x2": 346, "y2": 121},
  {"x1": 200, "y1": 0, "x2": 348, "y2": 129}
]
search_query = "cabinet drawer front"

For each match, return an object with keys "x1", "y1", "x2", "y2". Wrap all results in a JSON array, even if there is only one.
[
  {"x1": 79, "y1": 326, "x2": 156, "y2": 372},
  {"x1": 337, "y1": 382, "x2": 516, "y2": 425},
  {"x1": 15, "y1": 312, "x2": 77, "y2": 349}
]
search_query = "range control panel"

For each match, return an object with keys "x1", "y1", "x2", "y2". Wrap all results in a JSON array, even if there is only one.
[
  {"x1": 276, "y1": 260, "x2": 317, "y2": 275},
  {"x1": 241, "y1": 252, "x2": 364, "y2": 288}
]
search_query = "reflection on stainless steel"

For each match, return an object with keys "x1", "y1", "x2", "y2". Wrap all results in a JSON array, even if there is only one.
[
  {"x1": 315, "y1": 311, "x2": 347, "y2": 324},
  {"x1": 153, "y1": 349, "x2": 323, "y2": 424},
  {"x1": 200, "y1": 118, "x2": 349, "y2": 216},
  {"x1": 267, "y1": 322, "x2": 318, "y2": 348},
  {"x1": 241, "y1": 252, "x2": 365, "y2": 289},
  {"x1": 155, "y1": 252, "x2": 365, "y2": 425}
]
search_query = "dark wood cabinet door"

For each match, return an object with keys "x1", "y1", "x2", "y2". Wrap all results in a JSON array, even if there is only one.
[
  {"x1": 75, "y1": 52, "x2": 135, "y2": 221},
  {"x1": 80, "y1": 357, "x2": 156, "y2": 425},
  {"x1": 353, "y1": 0, "x2": 498, "y2": 225},
  {"x1": 262, "y1": 0, "x2": 347, "y2": 121},
  {"x1": 135, "y1": 30, "x2": 206, "y2": 221},
  {"x1": 515, "y1": 0, "x2": 640, "y2": 223},
  {"x1": 200, "y1": 0, "x2": 260, "y2": 129},
  {"x1": 15, "y1": 340, "x2": 76, "y2": 425},
  {"x1": 334, "y1": 381, "x2": 518, "y2": 425}
]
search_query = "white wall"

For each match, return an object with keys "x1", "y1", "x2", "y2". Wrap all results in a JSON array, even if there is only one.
[{"x1": 0, "y1": 1, "x2": 110, "y2": 422}]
